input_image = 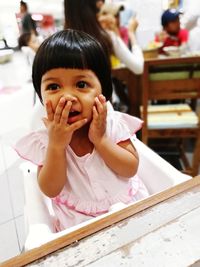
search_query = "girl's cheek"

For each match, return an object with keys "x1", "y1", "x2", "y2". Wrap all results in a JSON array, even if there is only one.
[
  {"x1": 50, "y1": 98, "x2": 59, "y2": 112},
  {"x1": 42, "y1": 94, "x2": 57, "y2": 112}
]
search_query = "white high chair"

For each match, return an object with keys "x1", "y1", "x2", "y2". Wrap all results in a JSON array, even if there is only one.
[{"x1": 20, "y1": 101, "x2": 191, "y2": 251}]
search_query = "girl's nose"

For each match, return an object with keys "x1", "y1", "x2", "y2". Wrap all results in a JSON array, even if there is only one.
[{"x1": 63, "y1": 93, "x2": 77, "y2": 103}]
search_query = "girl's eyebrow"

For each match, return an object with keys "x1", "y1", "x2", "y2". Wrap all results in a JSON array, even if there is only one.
[
  {"x1": 75, "y1": 74, "x2": 94, "y2": 79},
  {"x1": 42, "y1": 72, "x2": 94, "y2": 82},
  {"x1": 42, "y1": 77, "x2": 58, "y2": 82}
]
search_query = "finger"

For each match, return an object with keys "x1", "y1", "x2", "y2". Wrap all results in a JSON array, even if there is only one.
[
  {"x1": 99, "y1": 94, "x2": 107, "y2": 113},
  {"x1": 95, "y1": 95, "x2": 107, "y2": 120},
  {"x1": 92, "y1": 106, "x2": 98, "y2": 120},
  {"x1": 95, "y1": 97, "x2": 104, "y2": 114},
  {"x1": 54, "y1": 97, "x2": 66, "y2": 123},
  {"x1": 60, "y1": 101, "x2": 72, "y2": 125},
  {"x1": 68, "y1": 118, "x2": 87, "y2": 132},
  {"x1": 98, "y1": 94, "x2": 106, "y2": 104},
  {"x1": 46, "y1": 101, "x2": 54, "y2": 121}
]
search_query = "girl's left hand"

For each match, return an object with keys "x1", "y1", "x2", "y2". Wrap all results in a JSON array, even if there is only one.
[{"x1": 88, "y1": 94, "x2": 107, "y2": 145}]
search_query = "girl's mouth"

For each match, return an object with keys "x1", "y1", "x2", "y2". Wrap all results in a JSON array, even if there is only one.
[
  {"x1": 67, "y1": 110, "x2": 81, "y2": 124},
  {"x1": 68, "y1": 110, "x2": 80, "y2": 118}
]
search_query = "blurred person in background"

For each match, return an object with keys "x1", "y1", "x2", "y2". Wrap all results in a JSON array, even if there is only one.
[
  {"x1": 98, "y1": 2, "x2": 138, "y2": 49},
  {"x1": 97, "y1": 2, "x2": 139, "y2": 111},
  {"x1": 155, "y1": 9, "x2": 188, "y2": 54},
  {"x1": 19, "y1": 1, "x2": 37, "y2": 35},
  {"x1": 18, "y1": 32, "x2": 41, "y2": 86},
  {"x1": 18, "y1": 32, "x2": 40, "y2": 53},
  {"x1": 98, "y1": 3, "x2": 129, "y2": 47}
]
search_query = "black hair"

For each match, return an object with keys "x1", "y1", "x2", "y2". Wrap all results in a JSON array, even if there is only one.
[
  {"x1": 32, "y1": 29, "x2": 113, "y2": 103},
  {"x1": 161, "y1": 9, "x2": 180, "y2": 27},
  {"x1": 20, "y1": 0, "x2": 28, "y2": 10},
  {"x1": 18, "y1": 32, "x2": 31, "y2": 49},
  {"x1": 64, "y1": 0, "x2": 113, "y2": 59}
]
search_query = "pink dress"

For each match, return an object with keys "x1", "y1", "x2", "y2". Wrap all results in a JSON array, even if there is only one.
[{"x1": 15, "y1": 107, "x2": 149, "y2": 231}]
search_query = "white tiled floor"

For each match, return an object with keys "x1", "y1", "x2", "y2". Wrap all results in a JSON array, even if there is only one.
[
  {"x1": 0, "y1": 220, "x2": 20, "y2": 261},
  {"x1": 0, "y1": 169, "x2": 13, "y2": 225},
  {"x1": 0, "y1": 51, "x2": 34, "y2": 262}
]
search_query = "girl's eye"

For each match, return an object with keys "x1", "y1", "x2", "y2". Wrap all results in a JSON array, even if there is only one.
[
  {"x1": 76, "y1": 81, "x2": 88, "y2": 89},
  {"x1": 46, "y1": 83, "x2": 60, "y2": 91}
]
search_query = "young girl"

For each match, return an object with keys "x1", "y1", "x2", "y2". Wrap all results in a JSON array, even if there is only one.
[{"x1": 15, "y1": 29, "x2": 149, "y2": 231}]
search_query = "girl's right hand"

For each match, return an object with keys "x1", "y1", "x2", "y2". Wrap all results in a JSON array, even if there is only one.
[{"x1": 42, "y1": 97, "x2": 87, "y2": 149}]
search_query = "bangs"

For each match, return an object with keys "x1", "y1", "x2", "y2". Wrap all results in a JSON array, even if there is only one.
[
  {"x1": 36, "y1": 34, "x2": 90, "y2": 75},
  {"x1": 43, "y1": 49, "x2": 88, "y2": 71}
]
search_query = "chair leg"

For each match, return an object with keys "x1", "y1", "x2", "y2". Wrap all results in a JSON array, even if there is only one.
[
  {"x1": 191, "y1": 133, "x2": 200, "y2": 176},
  {"x1": 179, "y1": 139, "x2": 191, "y2": 171}
]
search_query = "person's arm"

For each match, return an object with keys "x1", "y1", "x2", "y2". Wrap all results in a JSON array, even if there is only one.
[
  {"x1": 181, "y1": 11, "x2": 199, "y2": 30},
  {"x1": 127, "y1": 16, "x2": 138, "y2": 46},
  {"x1": 109, "y1": 30, "x2": 144, "y2": 74},
  {"x1": 95, "y1": 137, "x2": 139, "y2": 178},
  {"x1": 38, "y1": 98, "x2": 87, "y2": 198},
  {"x1": 89, "y1": 95, "x2": 139, "y2": 178},
  {"x1": 37, "y1": 144, "x2": 67, "y2": 198}
]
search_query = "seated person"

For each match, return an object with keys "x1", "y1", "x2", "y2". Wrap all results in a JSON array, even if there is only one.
[
  {"x1": 15, "y1": 29, "x2": 149, "y2": 232},
  {"x1": 155, "y1": 9, "x2": 189, "y2": 54},
  {"x1": 98, "y1": 3, "x2": 139, "y2": 112},
  {"x1": 18, "y1": 32, "x2": 40, "y2": 52},
  {"x1": 18, "y1": 32, "x2": 41, "y2": 68},
  {"x1": 98, "y1": 3, "x2": 138, "y2": 49}
]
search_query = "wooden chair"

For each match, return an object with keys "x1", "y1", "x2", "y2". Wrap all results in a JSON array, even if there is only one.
[{"x1": 141, "y1": 56, "x2": 200, "y2": 176}]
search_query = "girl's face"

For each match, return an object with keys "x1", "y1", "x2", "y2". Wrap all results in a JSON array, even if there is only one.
[{"x1": 41, "y1": 68, "x2": 102, "y2": 124}]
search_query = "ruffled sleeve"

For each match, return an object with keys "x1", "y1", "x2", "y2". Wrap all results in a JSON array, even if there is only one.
[
  {"x1": 14, "y1": 130, "x2": 48, "y2": 166},
  {"x1": 106, "y1": 104, "x2": 143, "y2": 143}
]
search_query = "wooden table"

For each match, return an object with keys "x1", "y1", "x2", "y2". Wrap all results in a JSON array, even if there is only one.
[{"x1": 3, "y1": 176, "x2": 200, "y2": 267}]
